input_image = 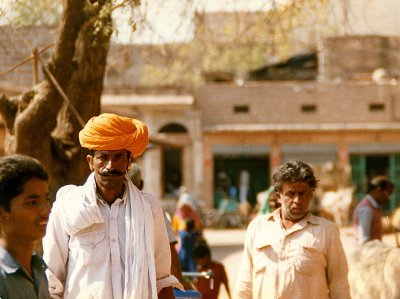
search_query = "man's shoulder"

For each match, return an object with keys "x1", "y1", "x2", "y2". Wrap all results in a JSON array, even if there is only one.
[
  {"x1": 139, "y1": 191, "x2": 158, "y2": 201},
  {"x1": 56, "y1": 184, "x2": 81, "y2": 199},
  {"x1": 354, "y1": 197, "x2": 375, "y2": 212},
  {"x1": 309, "y1": 214, "x2": 341, "y2": 235},
  {"x1": 249, "y1": 212, "x2": 275, "y2": 227},
  {"x1": 52, "y1": 184, "x2": 84, "y2": 212},
  {"x1": 310, "y1": 214, "x2": 338, "y2": 226},
  {"x1": 136, "y1": 191, "x2": 163, "y2": 212}
]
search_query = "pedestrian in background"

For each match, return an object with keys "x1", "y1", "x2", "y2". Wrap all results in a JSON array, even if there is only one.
[
  {"x1": 177, "y1": 218, "x2": 201, "y2": 272},
  {"x1": 172, "y1": 196, "x2": 203, "y2": 234},
  {"x1": 257, "y1": 185, "x2": 281, "y2": 216},
  {"x1": 352, "y1": 175, "x2": 394, "y2": 245},
  {"x1": 235, "y1": 160, "x2": 351, "y2": 299},
  {"x1": 0, "y1": 155, "x2": 51, "y2": 299},
  {"x1": 192, "y1": 243, "x2": 231, "y2": 299}
]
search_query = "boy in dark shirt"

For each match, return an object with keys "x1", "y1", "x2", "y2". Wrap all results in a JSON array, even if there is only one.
[{"x1": 0, "y1": 155, "x2": 50, "y2": 299}]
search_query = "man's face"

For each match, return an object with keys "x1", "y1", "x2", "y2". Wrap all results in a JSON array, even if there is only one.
[
  {"x1": 87, "y1": 149, "x2": 131, "y2": 190},
  {"x1": 376, "y1": 185, "x2": 394, "y2": 206},
  {"x1": 0, "y1": 177, "x2": 50, "y2": 243},
  {"x1": 277, "y1": 181, "x2": 314, "y2": 223}
]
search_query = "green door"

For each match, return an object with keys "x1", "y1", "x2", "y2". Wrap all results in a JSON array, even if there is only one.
[
  {"x1": 214, "y1": 156, "x2": 269, "y2": 209},
  {"x1": 389, "y1": 154, "x2": 400, "y2": 210},
  {"x1": 350, "y1": 155, "x2": 366, "y2": 201}
]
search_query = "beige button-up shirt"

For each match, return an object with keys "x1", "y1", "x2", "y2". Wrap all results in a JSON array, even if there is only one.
[{"x1": 234, "y1": 209, "x2": 351, "y2": 299}]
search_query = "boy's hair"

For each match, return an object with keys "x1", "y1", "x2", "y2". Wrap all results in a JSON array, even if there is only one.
[
  {"x1": 0, "y1": 155, "x2": 48, "y2": 211},
  {"x1": 192, "y1": 244, "x2": 211, "y2": 259}
]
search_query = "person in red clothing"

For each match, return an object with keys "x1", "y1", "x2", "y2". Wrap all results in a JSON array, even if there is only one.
[
  {"x1": 353, "y1": 175, "x2": 394, "y2": 245},
  {"x1": 192, "y1": 244, "x2": 231, "y2": 299}
]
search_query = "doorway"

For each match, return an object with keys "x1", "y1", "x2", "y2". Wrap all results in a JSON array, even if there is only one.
[
  {"x1": 214, "y1": 156, "x2": 269, "y2": 209},
  {"x1": 163, "y1": 147, "x2": 182, "y2": 199}
]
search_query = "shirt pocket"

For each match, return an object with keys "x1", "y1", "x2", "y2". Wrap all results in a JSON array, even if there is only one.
[
  {"x1": 292, "y1": 244, "x2": 324, "y2": 276},
  {"x1": 254, "y1": 245, "x2": 278, "y2": 274},
  {"x1": 71, "y1": 230, "x2": 105, "y2": 248},
  {"x1": 253, "y1": 246, "x2": 277, "y2": 297},
  {"x1": 69, "y1": 229, "x2": 106, "y2": 265}
]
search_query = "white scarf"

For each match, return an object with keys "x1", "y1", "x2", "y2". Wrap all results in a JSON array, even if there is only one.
[{"x1": 60, "y1": 172, "x2": 157, "y2": 299}]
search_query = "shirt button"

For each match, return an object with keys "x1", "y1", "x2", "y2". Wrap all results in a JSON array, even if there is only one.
[{"x1": 111, "y1": 239, "x2": 116, "y2": 243}]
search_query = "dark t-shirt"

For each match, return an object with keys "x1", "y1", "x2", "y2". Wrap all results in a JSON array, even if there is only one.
[{"x1": 0, "y1": 246, "x2": 50, "y2": 299}]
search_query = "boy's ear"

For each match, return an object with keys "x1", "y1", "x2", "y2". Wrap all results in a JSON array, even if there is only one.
[{"x1": 0, "y1": 207, "x2": 9, "y2": 223}]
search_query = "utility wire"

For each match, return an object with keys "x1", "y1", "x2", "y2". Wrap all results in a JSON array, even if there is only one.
[{"x1": 4, "y1": 24, "x2": 86, "y2": 128}]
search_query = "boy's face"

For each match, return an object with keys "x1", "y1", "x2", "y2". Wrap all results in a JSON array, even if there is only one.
[
  {"x1": 195, "y1": 255, "x2": 211, "y2": 269},
  {"x1": 0, "y1": 177, "x2": 50, "y2": 244}
]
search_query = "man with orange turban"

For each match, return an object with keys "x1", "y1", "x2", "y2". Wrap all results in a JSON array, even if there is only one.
[{"x1": 43, "y1": 113, "x2": 181, "y2": 299}]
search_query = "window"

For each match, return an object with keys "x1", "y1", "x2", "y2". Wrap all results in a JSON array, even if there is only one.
[
  {"x1": 159, "y1": 123, "x2": 187, "y2": 133},
  {"x1": 301, "y1": 104, "x2": 317, "y2": 113},
  {"x1": 234, "y1": 105, "x2": 249, "y2": 113},
  {"x1": 369, "y1": 103, "x2": 385, "y2": 112}
]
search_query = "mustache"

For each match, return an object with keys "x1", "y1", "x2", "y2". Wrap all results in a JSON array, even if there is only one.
[{"x1": 100, "y1": 169, "x2": 125, "y2": 176}]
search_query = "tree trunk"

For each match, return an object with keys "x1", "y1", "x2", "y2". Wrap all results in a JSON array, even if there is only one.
[{"x1": 0, "y1": 0, "x2": 112, "y2": 197}]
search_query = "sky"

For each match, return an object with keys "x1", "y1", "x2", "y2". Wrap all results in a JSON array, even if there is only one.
[
  {"x1": 1, "y1": 0, "x2": 399, "y2": 44},
  {"x1": 112, "y1": 0, "x2": 275, "y2": 44},
  {"x1": 112, "y1": 0, "x2": 400, "y2": 44}
]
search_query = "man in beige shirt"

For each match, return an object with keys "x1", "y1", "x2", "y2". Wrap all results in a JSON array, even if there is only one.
[{"x1": 235, "y1": 160, "x2": 351, "y2": 299}]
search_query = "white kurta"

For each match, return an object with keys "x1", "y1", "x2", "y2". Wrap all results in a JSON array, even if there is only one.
[{"x1": 43, "y1": 173, "x2": 178, "y2": 299}]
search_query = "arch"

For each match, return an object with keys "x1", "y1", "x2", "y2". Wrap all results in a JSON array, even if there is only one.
[{"x1": 158, "y1": 122, "x2": 188, "y2": 133}]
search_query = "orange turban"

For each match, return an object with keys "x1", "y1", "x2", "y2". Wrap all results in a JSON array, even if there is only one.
[{"x1": 79, "y1": 113, "x2": 148, "y2": 158}]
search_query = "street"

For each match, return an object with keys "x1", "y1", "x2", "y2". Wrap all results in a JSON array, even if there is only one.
[{"x1": 203, "y1": 226, "x2": 399, "y2": 299}]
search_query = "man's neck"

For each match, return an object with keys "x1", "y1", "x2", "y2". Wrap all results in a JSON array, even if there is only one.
[
  {"x1": 281, "y1": 218, "x2": 297, "y2": 230},
  {"x1": 279, "y1": 210, "x2": 305, "y2": 230},
  {"x1": 0, "y1": 238, "x2": 33, "y2": 276},
  {"x1": 97, "y1": 184, "x2": 125, "y2": 205}
]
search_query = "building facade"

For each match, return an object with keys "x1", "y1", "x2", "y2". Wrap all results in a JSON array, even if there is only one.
[{"x1": 1, "y1": 25, "x2": 400, "y2": 213}]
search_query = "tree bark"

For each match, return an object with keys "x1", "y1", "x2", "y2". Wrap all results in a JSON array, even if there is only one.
[{"x1": 0, "y1": 0, "x2": 112, "y2": 196}]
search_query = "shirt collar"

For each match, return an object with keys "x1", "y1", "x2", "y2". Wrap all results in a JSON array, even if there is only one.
[
  {"x1": 255, "y1": 209, "x2": 319, "y2": 249},
  {"x1": 366, "y1": 194, "x2": 379, "y2": 208},
  {"x1": 269, "y1": 208, "x2": 319, "y2": 225},
  {"x1": 0, "y1": 246, "x2": 46, "y2": 272},
  {"x1": 0, "y1": 245, "x2": 19, "y2": 274},
  {"x1": 31, "y1": 252, "x2": 47, "y2": 272}
]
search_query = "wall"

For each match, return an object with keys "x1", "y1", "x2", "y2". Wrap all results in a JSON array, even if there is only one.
[
  {"x1": 194, "y1": 81, "x2": 400, "y2": 127},
  {"x1": 321, "y1": 35, "x2": 400, "y2": 81}
]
